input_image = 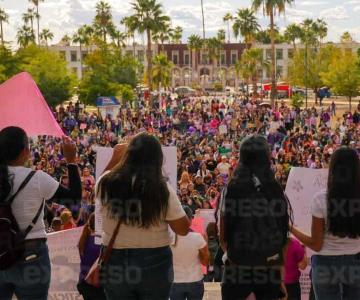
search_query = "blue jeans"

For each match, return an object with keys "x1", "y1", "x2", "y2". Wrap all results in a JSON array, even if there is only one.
[
  {"x1": 0, "y1": 241, "x2": 51, "y2": 300},
  {"x1": 170, "y1": 280, "x2": 204, "y2": 300},
  {"x1": 101, "y1": 246, "x2": 173, "y2": 300},
  {"x1": 312, "y1": 254, "x2": 360, "y2": 300}
]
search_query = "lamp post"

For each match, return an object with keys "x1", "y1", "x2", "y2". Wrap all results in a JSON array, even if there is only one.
[{"x1": 305, "y1": 41, "x2": 308, "y2": 109}]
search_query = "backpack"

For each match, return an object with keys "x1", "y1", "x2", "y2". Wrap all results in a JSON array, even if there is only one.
[
  {"x1": 0, "y1": 171, "x2": 44, "y2": 270},
  {"x1": 226, "y1": 175, "x2": 286, "y2": 267}
]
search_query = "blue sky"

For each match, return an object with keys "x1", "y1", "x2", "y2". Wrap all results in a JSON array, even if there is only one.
[{"x1": 1, "y1": 0, "x2": 360, "y2": 46}]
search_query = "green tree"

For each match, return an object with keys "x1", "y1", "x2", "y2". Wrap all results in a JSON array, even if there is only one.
[
  {"x1": 206, "y1": 37, "x2": 223, "y2": 82},
  {"x1": 252, "y1": 0, "x2": 295, "y2": 105},
  {"x1": 321, "y1": 51, "x2": 360, "y2": 111},
  {"x1": 22, "y1": 8, "x2": 36, "y2": 37},
  {"x1": 60, "y1": 34, "x2": 71, "y2": 46},
  {"x1": 284, "y1": 23, "x2": 302, "y2": 50},
  {"x1": 232, "y1": 8, "x2": 260, "y2": 47},
  {"x1": 152, "y1": 53, "x2": 173, "y2": 90},
  {"x1": 118, "y1": 84, "x2": 136, "y2": 105},
  {"x1": 0, "y1": 45, "x2": 20, "y2": 83},
  {"x1": 171, "y1": 26, "x2": 183, "y2": 44},
  {"x1": 79, "y1": 45, "x2": 138, "y2": 104},
  {"x1": 152, "y1": 20, "x2": 173, "y2": 50},
  {"x1": 17, "y1": 25, "x2": 36, "y2": 48},
  {"x1": 288, "y1": 45, "x2": 338, "y2": 102},
  {"x1": 217, "y1": 29, "x2": 226, "y2": 43},
  {"x1": 223, "y1": 13, "x2": 233, "y2": 43},
  {"x1": 109, "y1": 26, "x2": 126, "y2": 49},
  {"x1": 125, "y1": 0, "x2": 170, "y2": 89},
  {"x1": 0, "y1": 8, "x2": 9, "y2": 45},
  {"x1": 188, "y1": 34, "x2": 203, "y2": 83},
  {"x1": 40, "y1": 28, "x2": 53, "y2": 48},
  {"x1": 29, "y1": 0, "x2": 44, "y2": 45},
  {"x1": 340, "y1": 31, "x2": 354, "y2": 43},
  {"x1": 93, "y1": 1, "x2": 113, "y2": 43},
  {"x1": 16, "y1": 45, "x2": 75, "y2": 107}
]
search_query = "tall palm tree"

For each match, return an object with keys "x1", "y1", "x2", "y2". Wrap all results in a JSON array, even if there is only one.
[
  {"x1": 315, "y1": 18, "x2": 327, "y2": 46},
  {"x1": 93, "y1": 1, "x2": 113, "y2": 43},
  {"x1": 172, "y1": 26, "x2": 183, "y2": 44},
  {"x1": 22, "y1": 8, "x2": 36, "y2": 36},
  {"x1": 152, "y1": 20, "x2": 173, "y2": 50},
  {"x1": 217, "y1": 29, "x2": 226, "y2": 43},
  {"x1": 207, "y1": 37, "x2": 222, "y2": 82},
  {"x1": 17, "y1": 25, "x2": 35, "y2": 48},
  {"x1": 125, "y1": 0, "x2": 170, "y2": 90},
  {"x1": 200, "y1": 0, "x2": 206, "y2": 39},
  {"x1": 60, "y1": 34, "x2": 71, "y2": 46},
  {"x1": 232, "y1": 8, "x2": 260, "y2": 48},
  {"x1": 223, "y1": 13, "x2": 233, "y2": 43},
  {"x1": 252, "y1": 0, "x2": 294, "y2": 106},
  {"x1": 0, "y1": 8, "x2": 9, "y2": 45},
  {"x1": 109, "y1": 27, "x2": 126, "y2": 49},
  {"x1": 188, "y1": 34, "x2": 203, "y2": 83},
  {"x1": 284, "y1": 23, "x2": 302, "y2": 50},
  {"x1": 39, "y1": 28, "x2": 53, "y2": 48},
  {"x1": 121, "y1": 16, "x2": 136, "y2": 56},
  {"x1": 73, "y1": 25, "x2": 94, "y2": 77},
  {"x1": 152, "y1": 53, "x2": 174, "y2": 90},
  {"x1": 29, "y1": 0, "x2": 44, "y2": 45}
]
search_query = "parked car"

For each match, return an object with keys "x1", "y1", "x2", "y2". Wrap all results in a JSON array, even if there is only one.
[{"x1": 175, "y1": 86, "x2": 196, "y2": 96}]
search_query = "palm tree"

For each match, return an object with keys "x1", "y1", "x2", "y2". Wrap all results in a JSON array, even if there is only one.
[
  {"x1": 223, "y1": 13, "x2": 233, "y2": 43},
  {"x1": 207, "y1": 37, "x2": 222, "y2": 82},
  {"x1": 200, "y1": 0, "x2": 206, "y2": 39},
  {"x1": 60, "y1": 34, "x2": 71, "y2": 46},
  {"x1": 17, "y1": 25, "x2": 35, "y2": 48},
  {"x1": 341, "y1": 31, "x2": 354, "y2": 43},
  {"x1": 121, "y1": 16, "x2": 136, "y2": 56},
  {"x1": 93, "y1": 1, "x2": 113, "y2": 43},
  {"x1": 109, "y1": 27, "x2": 126, "y2": 49},
  {"x1": 172, "y1": 26, "x2": 183, "y2": 44},
  {"x1": 217, "y1": 29, "x2": 226, "y2": 43},
  {"x1": 0, "y1": 8, "x2": 9, "y2": 45},
  {"x1": 152, "y1": 53, "x2": 174, "y2": 90},
  {"x1": 188, "y1": 34, "x2": 203, "y2": 83},
  {"x1": 40, "y1": 28, "x2": 53, "y2": 48},
  {"x1": 239, "y1": 48, "x2": 269, "y2": 97},
  {"x1": 73, "y1": 25, "x2": 94, "y2": 77},
  {"x1": 252, "y1": 0, "x2": 295, "y2": 106},
  {"x1": 232, "y1": 8, "x2": 260, "y2": 48},
  {"x1": 29, "y1": 0, "x2": 44, "y2": 45},
  {"x1": 125, "y1": 0, "x2": 170, "y2": 90},
  {"x1": 152, "y1": 20, "x2": 173, "y2": 50},
  {"x1": 315, "y1": 18, "x2": 327, "y2": 46},
  {"x1": 284, "y1": 23, "x2": 302, "y2": 50},
  {"x1": 22, "y1": 8, "x2": 36, "y2": 36}
]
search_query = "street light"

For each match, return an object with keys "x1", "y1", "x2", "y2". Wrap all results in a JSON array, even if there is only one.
[{"x1": 305, "y1": 41, "x2": 308, "y2": 109}]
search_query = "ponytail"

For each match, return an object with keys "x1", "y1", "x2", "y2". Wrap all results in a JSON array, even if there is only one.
[{"x1": 0, "y1": 127, "x2": 29, "y2": 203}]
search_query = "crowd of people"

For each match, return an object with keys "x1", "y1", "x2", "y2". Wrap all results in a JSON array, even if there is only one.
[{"x1": 1, "y1": 92, "x2": 360, "y2": 300}]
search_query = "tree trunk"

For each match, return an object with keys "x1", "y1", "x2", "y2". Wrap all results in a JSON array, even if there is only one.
[
  {"x1": 349, "y1": 96, "x2": 352, "y2": 111},
  {"x1": 192, "y1": 49, "x2": 196, "y2": 85},
  {"x1": 227, "y1": 21, "x2": 230, "y2": 43},
  {"x1": 201, "y1": 0, "x2": 205, "y2": 39},
  {"x1": 79, "y1": 43, "x2": 83, "y2": 79},
  {"x1": 36, "y1": 5, "x2": 40, "y2": 45},
  {"x1": 146, "y1": 29, "x2": 153, "y2": 91},
  {"x1": 269, "y1": 10, "x2": 277, "y2": 107},
  {"x1": 0, "y1": 21, "x2": 3, "y2": 45}
]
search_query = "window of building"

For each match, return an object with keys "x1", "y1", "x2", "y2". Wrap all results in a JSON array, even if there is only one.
[
  {"x1": 276, "y1": 66, "x2": 283, "y2": 79},
  {"x1": 276, "y1": 49, "x2": 283, "y2": 60},
  {"x1": 231, "y1": 51, "x2": 238, "y2": 64},
  {"x1": 184, "y1": 51, "x2": 190, "y2": 65},
  {"x1": 201, "y1": 52, "x2": 209, "y2": 65},
  {"x1": 70, "y1": 51, "x2": 77, "y2": 62},
  {"x1": 172, "y1": 51, "x2": 179, "y2": 65},
  {"x1": 288, "y1": 49, "x2": 294, "y2": 59},
  {"x1": 266, "y1": 49, "x2": 272, "y2": 60},
  {"x1": 220, "y1": 51, "x2": 226, "y2": 65},
  {"x1": 137, "y1": 50, "x2": 144, "y2": 63},
  {"x1": 59, "y1": 51, "x2": 66, "y2": 60}
]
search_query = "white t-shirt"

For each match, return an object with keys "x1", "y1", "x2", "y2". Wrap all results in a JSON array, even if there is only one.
[
  {"x1": 311, "y1": 190, "x2": 360, "y2": 256},
  {"x1": 171, "y1": 232, "x2": 207, "y2": 283},
  {"x1": 9, "y1": 166, "x2": 59, "y2": 240},
  {"x1": 100, "y1": 180, "x2": 186, "y2": 249},
  {"x1": 217, "y1": 162, "x2": 230, "y2": 175}
]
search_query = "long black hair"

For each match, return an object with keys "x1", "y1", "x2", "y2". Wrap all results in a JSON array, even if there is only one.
[
  {"x1": 327, "y1": 147, "x2": 360, "y2": 238},
  {"x1": 0, "y1": 127, "x2": 29, "y2": 203},
  {"x1": 224, "y1": 135, "x2": 292, "y2": 247},
  {"x1": 98, "y1": 133, "x2": 169, "y2": 228}
]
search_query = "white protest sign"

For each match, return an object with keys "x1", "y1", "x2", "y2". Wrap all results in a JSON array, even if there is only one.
[
  {"x1": 285, "y1": 167, "x2": 328, "y2": 300},
  {"x1": 47, "y1": 227, "x2": 83, "y2": 300},
  {"x1": 95, "y1": 146, "x2": 177, "y2": 244},
  {"x1": 219, "y1": 124, "x2": 227, "y2": 135}
]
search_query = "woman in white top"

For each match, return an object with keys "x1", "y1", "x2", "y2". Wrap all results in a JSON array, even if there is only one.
[
  {"x1": 0, "y1": 126, "x2": 81, "y2": 300},
  {"x1": 292, "y1": 147, "x2": 360, "y2": 300},
  {"x1": 170, "y1": 206, "x2": 209, "y2": 300},
  {"x1": 97, "y1": 133, "x2": 190, "y2": 300}
]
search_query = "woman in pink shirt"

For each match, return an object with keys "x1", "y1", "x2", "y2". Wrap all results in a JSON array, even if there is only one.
[{"x1": 284, "y1": 238, "x2": 307, "y2": 300}]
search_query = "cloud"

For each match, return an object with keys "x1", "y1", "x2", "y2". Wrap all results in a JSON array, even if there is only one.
[
  {"x1": 320, "y1": 6, "x2": 349, "y2": 20},
  {"x1": 298, "y1": 1, "x2": 329, "y2": 6}
]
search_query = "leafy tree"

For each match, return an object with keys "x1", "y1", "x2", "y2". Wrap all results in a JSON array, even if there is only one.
[
  {"x1": 291, "y1": 93, "x2": 304, "y2": 108},
  {"x1": 79, "y1": 46, "x2": 138, "y2": 104},
  {"x1": 125, "y1": 0, "x2": 170, "y2": 89},
  {"x1": 17, "y1": 25, "x2": 36, "y2": 48},
  {"x1": 288, "y1": 45, "x2": 339, "y2": 102},
  {"x1": 118, "y1": 84, "x2": 135, "y2": 105},
  {"x1": 0, "y1": 45, "x2": 20, "y2": 83},
  {"x1": 172, "y1": 26, "x2": 183, "y2": 44},
  {"x1": 232, "y1": 8, "x2": 260, "y2": 47},
  {"x1": 0, "y1": 8, "x2": 9, "y2": 45},
  {"x1": 252, "y1": 0, "x2": 295, "y2": 105},
  {"x1": 284, "y1": 23, "x2": 302, "y2": 50},
  {"x1": 321, "y1": 51, "x2": 360, "y2": 111},
  {"x1": 340, "y1": 31, "x2": 354, "y2": 43},
  {"x1": 152, "y1": 53, "x2": 173, "y2": 90},
  {"x1": 39, "y1": 28, "x2": 53, "y2": 48},
  {"x1": 16, "y1": 45, "x2": 75, "y2": 107}
]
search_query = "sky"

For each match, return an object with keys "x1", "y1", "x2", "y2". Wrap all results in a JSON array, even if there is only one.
[{"x1": 1, "y1": 0, "x2": 360, "y2": 47}]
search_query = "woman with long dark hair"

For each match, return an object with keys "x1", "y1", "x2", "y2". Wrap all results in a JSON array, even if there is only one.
[
  {"x1": 0, "y1": 126, "x2": 81, "y2": 300},
  {"x1": 220, "y1": 135, "x2": 291, "y2": 300},
  {"x1": 292, "y1": 147, "x2": 360, "y2": 299},
  {"x1": 98, "y1": 133, "x2": 190, "y2": 300}
]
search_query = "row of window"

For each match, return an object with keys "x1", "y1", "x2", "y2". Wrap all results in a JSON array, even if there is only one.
[{"x1": 59, "y1": 50, "x2": 146, "y2": 63}]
